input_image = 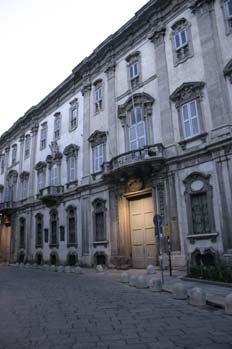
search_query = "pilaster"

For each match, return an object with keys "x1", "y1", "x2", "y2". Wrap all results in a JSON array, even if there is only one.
[{"x1": 29, "y1": 123, "x2": 38, "y2": 197}]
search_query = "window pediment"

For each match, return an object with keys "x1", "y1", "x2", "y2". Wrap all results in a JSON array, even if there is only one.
[
  {"x1": 63, "y1": 144, "x2": 79, "y2": 157},
  {"x1": 20, "y1": 171, "x2": 30, "y2": 180},
  {"x1": 118, "y1": 93, "x2": 154, "y2": 121},
  {"x1": 125, "y1": 51, "x2": 140, "y2": 63},
  {"x1": 7, "y1": 170, "x2": 18, "y2": 181},
  {"x1": 35, "y1": 161, "x2": 47, "y2": 171},
  {"x1": 170, "y1": 81, "x2": 205, "y2": 107},
  {"x1": 171, "y1": 18, "x2": 187, "y2": 31},
  {"x1": 224, "y1": 58, "x2": 232, "y2": 76},
  {"x1": 88, "y1": 130, "x2": 107, "y2": 147}
]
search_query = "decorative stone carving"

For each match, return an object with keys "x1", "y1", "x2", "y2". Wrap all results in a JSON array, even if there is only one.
[
  {"x1": 147, "y1": 264, "x2": 156, "y2": 275},
  {"x1": 88, "y1": 130, "x2": 107, "y2": 147},
  {"x1": 34, "y1": 161, "x2": 47, "y2": 171},
  {"x1": 148, "y1": 278, "x2": 162, "y2": 292},
  {"x1": 172, "y1": 282, "x2": 188, "y2": 299},
  {"x1": 170, "y1": 82, "x2": 205, "y2": 108},
  {"x1": 189, "y1": 287, "x2": 206, "y2": 306},
  {"x1": 118, "y1": 93, "x2": 155, "y2": 123},
  {"x1": 120, "y1": 272, "x2": 129, "y2": 283},
  {"x1": 20, "y1": 171, "x2": 30, "y2": 180}
]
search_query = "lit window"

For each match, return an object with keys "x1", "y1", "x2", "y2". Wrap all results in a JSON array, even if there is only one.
[
  {"x1": 181, "y1": 100, "x2": 200, "y2": 139},
  {"x1": 129, "y1": 106, "x2": 146, "y2": 150}
]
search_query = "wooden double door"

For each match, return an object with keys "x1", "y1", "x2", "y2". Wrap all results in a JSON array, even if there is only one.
[{"x1": 129, "y1": 195, "x2": 157, "y2": 268}]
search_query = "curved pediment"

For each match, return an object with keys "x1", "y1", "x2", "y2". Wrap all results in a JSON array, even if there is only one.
[
  {"x1": 170, "y1": 81, "x2": 205, "y2": 106},
  {"x1": 34, "y1": 161, "x2": 47, "y2": 171},
  {"x1": 118, "y1": 93, "x2": 155, "y2": 120},
  {"x1": 63, "y1": 144, "x2": 79, "y2": 157}
]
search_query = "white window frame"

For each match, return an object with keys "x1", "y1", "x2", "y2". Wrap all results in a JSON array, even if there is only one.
[
  {"x1": 174, "y1": 28, "x2": 188, "y2": 50},
  {"x1": 50, "y1": 164, "x2": 58, "y2": 186},
  {"x1": 225, "y1": 0, "x2": 232, "y2": 18},
  {"x1": 95, "y1": 86, "x2": 103, "y2": 112},
  {"x1": 21, "y1": 179, "x2": 28, "y2": 200},
  {"x1": 181, "y1": 100, "x2": 200, "y2": 139},
  {"x1": 40, "y1": 124, "x2": 47, "y2": 150},
  {"x1": 38, "y1": 171, "x2": 45, "y2": 192},
  {"x1": 69, "y1": 106, "x2": 78, "y2": 131},
  {"x1": 67, "y1": 156, "x2": 76, "y2": 182},
  {"x1": 24, "y1": 135, "x2": 30, "y2": 159},
  {"x1": 12, "y1": 145, "x2": 17, "y2": 165},
  {"x1": 128, "y1": 106, "x2": 146, "y2": 150},
  {"x1": 54, "y1": 114, "x2": 61, "y2": 140},
  {"x1": 93, "y1": 144, "x2": 104, "y2": 173},
  {"x1": 1, "y1": 154, "x2": 5, "y2": 174}
]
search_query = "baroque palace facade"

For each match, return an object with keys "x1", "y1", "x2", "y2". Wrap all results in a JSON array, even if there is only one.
[{"x1": 0, "y1": 0, "x2": 232, "y2": 269}]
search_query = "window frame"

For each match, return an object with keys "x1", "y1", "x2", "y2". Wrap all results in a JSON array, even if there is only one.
[
  {"x1": 128, "y1": 106, "x2": 146, "y2": 150},
  {"x1": 19, "y1": 217, "x2": 26, "y2": 249},
  {"x1": 11, "y1": 144, "x2": 17, "y2": 165},
  {"x1": 24, "y1": 135, "x2": 31, "y2": 160},
  {"x1": 88, "y1": 131, "x2": 107, "y2": 175},
  {"x1": 40, "y1": 122, "x2": 47, "y2": 150},
  {"x1": 181, "y1": 100, "x2": 201, "y2": 139},
  {"x1": 69, "y1": 99, "x2": 78, "y2": 132},
  {"x1": 54, "y1": 112, "x2": 61, "y2": 140},
  {"x1": 50, "y1": 209, "x2": 59, "y2": 247},
  {"x1": 92, "y1": 198, "x2": 107, "y2": 243},
  {"x1": 93, "y1": 80, "x2": 104, "y2": 114},
  {"x1": 125, "y1": 51, "x2": 142, "y2": 89},
  {"x1": 35, "y1": 213, "x2": 43, "y2": 248},
  {"x1": 66, "y1": 206, "x2": 77, "y2": 247}
]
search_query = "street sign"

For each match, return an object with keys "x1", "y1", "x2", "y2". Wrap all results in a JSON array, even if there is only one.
[
  {"x1": 153, "y1": 214, "x2": 162, "y2": 227},
  {"x1": 163, "y1": 224, "x2": 169, "y2": 237}
]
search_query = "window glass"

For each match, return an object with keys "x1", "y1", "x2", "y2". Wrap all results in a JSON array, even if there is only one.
[
  {"x1": 191, "y1": 193, "x2": 210, "y2": 234},
  {"x1": 50, "y1": 165, "x2": 57, "y2": 186},
  {"x1": 129, "y1": 107, "x2": 146, "y2": 150},
  {"x1": 182, "y1": 100, "x2": 200, "y2": 139},
  {"x1": 226, "y1": 0, "x2": 232, "y2": 17},
  {"x1": 93, "y1": 144, "x2": 104, "y2": 173}
]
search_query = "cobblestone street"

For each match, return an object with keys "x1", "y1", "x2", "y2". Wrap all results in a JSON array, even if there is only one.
[{"x1": 0, "y1": 266, "x2": 232, "y2": 349}]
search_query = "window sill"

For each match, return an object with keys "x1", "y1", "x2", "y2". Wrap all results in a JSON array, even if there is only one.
[
  {"x1": 174, "y1": 53, "x2": 193, "y2": 67},
  {"x1": 187, "y1": 232, "x2": 218, "y2": 244},
  {"x1": 93, "y1": 240, "x2": 108, "y2": 248},
  {"x1": 67, "y1": 243, "x2": 78, "y2": 248},
  {"x1": 49, "y1": 243, "x2": 59, "y2": 249},
  {"x1": 179, "y1": 132, "x2": 208, "y2": 150},
  {"x1": 66, "y1": 180, "x2": 78, "y2": 189},
  {"x1": 35, "y1": 244, "x2": 43, "y2": 249}
]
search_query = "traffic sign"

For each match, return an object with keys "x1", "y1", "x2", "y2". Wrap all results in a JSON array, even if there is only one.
[{"x1": 153, "y1": 214, "x2": 162, "y2": 227}]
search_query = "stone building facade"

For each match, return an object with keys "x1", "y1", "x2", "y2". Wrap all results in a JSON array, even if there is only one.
[{"x1": 0, "y1": 0, "x2": 232, "y2": 269}]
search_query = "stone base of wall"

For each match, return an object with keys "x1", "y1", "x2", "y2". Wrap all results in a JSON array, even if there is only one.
[
  {"x1": 109, "y1": 256, "x2": 132, "y2": 270},
  {"x1": 222, "y1": 252, "x2": 232, "y2": 266},
  {"x1": 162, "y1": 252, "x2": 187, "y2": 271}
]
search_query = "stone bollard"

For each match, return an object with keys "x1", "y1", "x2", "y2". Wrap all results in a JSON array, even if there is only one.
[
  {"x1": 129, "y1": 275, "x2": 137, "y2": 287},
  {"x1": 19, "y1": 263, "x2": 24, "y2": 268},
  {"x1": 189, "y1": 287, "x2": 206, "y2": 306},
  {"x1": 25, "y1": 263, "x2": 30, "y2": 269},
  {"x1": 120, "y1": 272, "x2": 129, "y2": 283},
  {"x1": 57, "y1": 265, "x2": 64, "y2": 273},
  {"x1": 43, "y1": 264, "x2": 49, "y2": 271},
  {"x1": 149, "y1": 278, "x2": 162, "y2": 292},
  {"x1": 147, "y1": 265, "x2": 156, "y2": 275},
  {"x1": 136, "y1": 275, "x2": 148, "y2": 289},
  {"x1": 225, "y1": 293, "x2": 232, "y2": 315},
  {"x1": 64, "y1": 266, "x2": 71, "y2": 273},
  {"x1": 15, "y1": 263, "x2": 19, "y2": 267},
  {"x1": 50, "y1": 265, "x2": 56, "y2": 272},
  {"x1": 75, "y1": 266, "x2": 83, "y2": 274},
  {"x1": 173, "y1": 282, "x2": 188, "y2": 300},
  {"x1": 96, "y1": 265, "x2": 104, "y2": 273}
]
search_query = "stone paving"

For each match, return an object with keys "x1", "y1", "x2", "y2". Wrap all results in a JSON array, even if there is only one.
[{"x1": 0, "y1": 266, "x2": 232, "y2": 349}]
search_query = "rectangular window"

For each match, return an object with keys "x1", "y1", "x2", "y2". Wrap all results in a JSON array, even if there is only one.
[
  {"x1": 67, "y1": 156, "x2": 76, "y2": 182},
  {"x1": 1, "y1": 154, "x2": 5, "y2": 174},
  {"x1": 38, "y1": 171, "x2": 45, "y2": 192},
  {"x1": 181, "y1": 100, "x2": 200, "y2": 139},
  {"x1": 129, "y1": 107, "x2": 146, "y2": 150},
  {"x1": 174, "y1": 29, "x2": 188, "y2": 50},
  {"x1": 50, "y1": 165, "x2": 58, "y2": 186},
  {"x1": 44, "y1": 228, "x2": 49, "y2": 243},
  {"x1": 12, "y1": 145, "x2": 17, "y2": 165},
  {"x1": 95, "y1": 212, "x2": 105, "y2": 241},
  {"x1": 24, "y1": 136, "x2": 30, "y2": 159},
  {"x1": 54, "y1": 115, "x2": 61, "y2": 140},
  {"x1": 191, "y1": 193, "x2": 210, "y2": 234},
  {"x1": 40, "y1": 124, "x2": 47, "y2": 150},
  {"x1": 93, "y1": 144, "x2": 104, "y2": 173},
  {"x1": 60, "y1": 226, "x2": 65, "y2": 241},
  {"x1": 21, "y1": 180, "x2": 28, "y2": 200},
  {"x1": 70, "y1": 107, "x2": 78, "y2": 130},
  {"x1": 226, "y1": 0, "x2": 232, "y2": 17},
  {"x1": 51, "y1": 221, "x2": 57, "y2": 244},
  {"x1": 129, "y1": 62, "x2": 139, "y2": 80},
  {"x1": 95, "y1": 86, "x2": 103, "y2": 112}
]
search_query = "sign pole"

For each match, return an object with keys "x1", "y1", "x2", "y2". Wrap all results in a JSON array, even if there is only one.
[{"x1": 154, "y1": 214, "x2": 164, "y2": 284}]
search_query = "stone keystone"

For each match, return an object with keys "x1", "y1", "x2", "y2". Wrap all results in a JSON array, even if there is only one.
[
  {"x1": 173, "y1": 282, "x2": 188, "y2": 300},
  {"x1": 147, "y1": 265, "x2": 156, "y2": 275},
  {"x1": 225, "y1": 293, "x2": 232, "y2": 315},
  {"x1": 149, "y1": 278, "x2": 162, "y2": 292},
  {"x1": 189, "y1": 287, "x2": 206, "y2": 306},
  {"x1": 120, "y1": 272, "x2": 129, "y2": 283}
]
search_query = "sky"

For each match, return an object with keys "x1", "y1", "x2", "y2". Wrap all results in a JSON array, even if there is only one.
[{"x1": 0, "y1": 0, "x2": 148, "y2": 136}]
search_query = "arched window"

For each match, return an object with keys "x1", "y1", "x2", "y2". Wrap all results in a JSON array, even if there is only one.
[
  {"x1": 50, "y1": 209, "x2": 58, "y2": 247},
  {"x1": 92, "y1": 198, "x2": 107, "y2": 242},
  {"x1": 67, "y1": 206, "x2": 77, "y2": 246},
  {"x1": 19, "y1": 217, "x2": 26, "y2": 249},
  {"x1": 35, "y1": 214, "x2": 43, "y2": 248}
]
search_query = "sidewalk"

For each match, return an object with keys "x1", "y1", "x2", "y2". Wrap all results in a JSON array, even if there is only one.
[{"x1": 90, "y1": 267, "x2": 232, "y2": 309}]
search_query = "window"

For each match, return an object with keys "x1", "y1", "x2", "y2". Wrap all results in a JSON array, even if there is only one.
[
  {"x1": 170, "y1": 82, "x2": 205, "y2": 142},
  {"x1": 125, "y1": 51, "x2": 141, "y2": 89},
  {"x1": 0, "y1": 154, "x2": 4, "y2": 174},
  {"x1": 50, "y1": 164, "x2": 58, "y2": 186},
  {"x1": 63, "y1": 144, "x2": 79, "y2": 184},
  {"x1": 184, "y1": 173, "x2": 215, "y2": 236},
  {"x1": 19, "y1": 217, "x2": 25, "y2": 249},
  {"x1": 60, "y1": 226, "x2": 65, "y2": 241},
  {"x1": 225, "y1": 0, "x2": 232, "y2": 17},
  {"x1": 35, "y1": 161, "x2": 47, "y2": 192},
  {"x1": 171, "y1": 18, "x2": 193, "y2": 66},
  {"x1": 5, "y1": 170, "x2": 18, "y2": 202},
  {"x1": 221, "y1": 0, "x2": 232, "y2": 34},
  {"x1": 93, "y1": 144, "x2": 104, "y2": 173},
  {"x1": 54, "y1": 112, "x2": 61, "y2": 140},
  {"x1": 88, "y1": 131, "x2": 107, "y2": 174},
  {"x1": 21, "y1": 179, "x2": 28, "y2": 200},
  {"x1": 67, "y1": 206, "x2": 77, "y2": 246},
  {"x1": 129, "y1": 106, "x2": 146, "y2": 150},
  {"x1": 95, "y1": 86, "x2": 103, "y2": 112},
  {"x1": 92, "y1": 198, "x2": 106, "y2": 242},
  {"x1": 0, "y1": 185, "x2": 3, "y2": 203},
  {"x1": 38, "y1": 171, "x2": 45, "y2": 191},
  {"x1": 35, "y1": 214, "x2": 43, "y2": 248},
  {"x1": 118, "y1": 93, "x2": 154, "y2": 151},
  {"x1": 69, "y1": 99, "x2": 78, "y2": 131},
  {"x1": 12, "y1": 144, "x2": 17, "y2": 165},
  {"x1": 50, "y1": 209, "x2": 58, "y2": 246},
  {"x1": 40, "y1": 123, "x2": 47, "y2": 150},
  {"x1": 181, "y1": 100, "x2": 200, "y2": 139},
  {"x1": 24, "y1": 135, "x2": 30, "y2": 159}
]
